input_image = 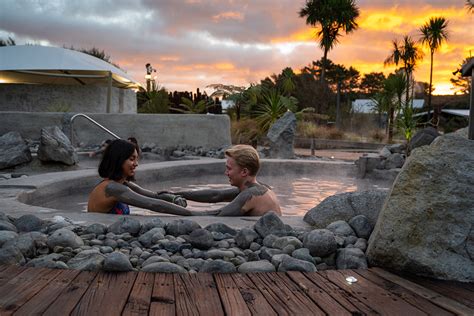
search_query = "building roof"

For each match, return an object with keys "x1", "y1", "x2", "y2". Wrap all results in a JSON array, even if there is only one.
[
  {"x1": 352, "y1": 99, "x2": 425, "y2": 113},
  {"x1": 0, "y1": 45, "x2": 140, "y2": 89}
]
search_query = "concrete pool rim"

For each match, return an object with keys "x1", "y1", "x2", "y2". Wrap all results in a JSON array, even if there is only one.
[{"x1": 0, "y1": 158, "x2": 358, "y2": 229}]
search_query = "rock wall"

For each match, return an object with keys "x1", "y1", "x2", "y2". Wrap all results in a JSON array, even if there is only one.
[{"x1": 366, "y1": 130, "x2": 474, "y2": 282}]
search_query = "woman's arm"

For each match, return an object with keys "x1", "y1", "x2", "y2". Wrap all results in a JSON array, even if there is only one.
[
  {"x1": 125, "y1": 181, "x2": 187, "y2": 207},
  {"x1": 174, "y1": 187, "x2": 240, "y2": 203},
  {"x1": 106, "y1": 182, "x2": 199, "y2": 216}
]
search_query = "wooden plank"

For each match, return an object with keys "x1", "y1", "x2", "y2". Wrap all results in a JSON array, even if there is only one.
[
  {"x1": 122, "y1": 271, "x2": 155, "y2": 316},
  {"x1": 14, "y1": 269, "x2": 81, "y2": 316},
  {"x1": 323, "y1": 269, "x2": 427, "y2": 315},
  {"x1": 71, "y1": 271, "x2": 137, "y2": 316},
  {"x1": 401, "y1": 274, "x2": 474, "y2": 308},
  {"x1": 303, "y1": 271, "x2": 378, "y2": 315},
  {"x1": 248, "y1": 272, "x2": 324, "y2": 315},
  {"x1": 0, "y1": 265, "x2": 27, "y2": 285},
  {"x1": 150, "y1": 273, "x2": 175, "y2": 316},
  {"x1": 214, "y1": 274, "x2": 251, "y2": 316},
  {"x1": 230, "y1": 273, "x2": 277, "y2": 315},
  {"x1": 0, "y1": 267, "x2": 63, "y2": 315},
  {"x1": 354, "y1": 269, "x2": 454, "y2": 316},
  {"x1": 371, "y1": 267, "x2": 474, "y2": 315},
  {"x1": 287, "y1": 271, "x2": 353, "y2": 316},
  {"x1": 174, "y1": 273, "x2": 224, "y2": 316},
  {"x1": 42, "y1": 270, "x2": 98, "y2": 316}
]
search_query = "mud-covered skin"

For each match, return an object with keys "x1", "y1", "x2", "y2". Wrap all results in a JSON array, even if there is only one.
[
  {"x1": 105, "y1": 182, "x2": 216, "y2": 216},
  {"x1": 125, "y1": 181, "x2": 187, "y2": 207}
]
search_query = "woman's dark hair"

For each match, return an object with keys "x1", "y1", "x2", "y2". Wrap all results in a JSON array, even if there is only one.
[
  {"x1": 98, "y1": 139, "x2": 137, "y2": 181},
  {"x1": 127, "y1": 137, "x2": 140, "y2": 155}
]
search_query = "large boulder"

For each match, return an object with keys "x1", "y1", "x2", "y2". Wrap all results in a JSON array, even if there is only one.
[
  {"x1": 37, "y1": 126, "x2": 78, "y2": 165},
  {"x1": 254, "y1": 211, "x2": 291, "y2": 237},
  {"x1": 304, "y1": 190, "x2": 388, "y2": 228},
  {"x1": 408, "y1": 127, "x2": 439, "y2": 152},
  {"x1": 366, "y1": 132, "x2": 474, "y2": 282},
  {"x1": 47, "y1": 228, "x2": 84, "y2": 250},
  {"x1": 108, "y1": 217, "x2": 141, "y2": 236},
  {"x1": 0, "y1": 131, "x2": 32, "y2": 170},
  {"x1": 266, "y1": 111, "x2": 296, "y2": 159}
]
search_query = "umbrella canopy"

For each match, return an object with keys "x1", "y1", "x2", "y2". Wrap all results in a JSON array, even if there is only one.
[{"x1": 0, "y1": 45, "x2": 140, "y2": 89}]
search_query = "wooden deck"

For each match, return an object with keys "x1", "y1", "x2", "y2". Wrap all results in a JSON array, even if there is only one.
[{"x1": 0, "y1": 264, "x2": 472, "y2": 315}]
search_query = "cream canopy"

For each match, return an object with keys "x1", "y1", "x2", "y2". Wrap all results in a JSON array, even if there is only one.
[{"x1": 0, "y1": 45, "x2": 140, "y2": 89}]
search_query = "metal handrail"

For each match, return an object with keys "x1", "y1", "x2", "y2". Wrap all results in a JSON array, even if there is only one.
[{"x1": 70, "y1": 113, "x2": 121, "y2": 145}]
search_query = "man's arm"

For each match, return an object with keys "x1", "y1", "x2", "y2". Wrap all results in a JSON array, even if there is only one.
[
  {"x1": 174, "y1": 187, "x2": 239, "y2": 203},
  {"x1": 106, "y1": 182, "x2": 198, "y2": 216}
]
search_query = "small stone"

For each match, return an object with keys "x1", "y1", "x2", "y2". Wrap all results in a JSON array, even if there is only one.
[
  {"x1": 142, "y1": 255, "x2": 170, "y2": 267},
  {"x1": 348, "y1": 215, "x2": 373, "y2": 239},
  {"x1": 0, "y1": 230, "x2": 18, "y2": 247},
  {"x1": 142, "y1": 262, "x2": 187, "y2": 273},
  {"x1": 108, "y1": 217, "x2": 141, "y2": 236},
  {"x1": 47, "y1": 228, "x2": 84, "y2": 250},
  {"x1": 326, "y1": 220, "x2": 356, "y2": 237},
  {"x1": 238, "y1": 260, "x2": 276, "y2": 273},
  {"x1": 67, "y1": 250, "x2": 105, "y2": 271},
  {"x1": 262, "y1": 234, "x2": 278, "y2": 248},
  {"x1": 259, "y1": 248, "x2": 284, "y2": 261},
  {"x1": 254, "y1": 212, "x2": 289, "y2": 238},
  {"x1": 103, "y1": 252, "x2": 133, "y2": 272},
  {"x1": 249, "y1": 242, "x2": 261, "y2": 251},
  {"x1": 165, "y1": 219, "x2": 201, "y2": 236},
  {"x1": 235, "y1": 228, "x2": 259, "y2": 249},
  {"x1": 200, "y1": 259, "x2": 236, "y2": 273},
  {"x1": 205, "y1": 249, "x2": 235, "y2": 259},
  {"x1": 303, "y1": 229, "x2": 337, "y2": 257},
  {"x1": 139, "y1": 227, "x2": 166, "y2": 248},
  {"x1": 0, "y1": 246, "x2": 25, "y2": 265},
  {"x1": 353, "y1": 238, "x2": 368, "y2": 252},
  {"x1": 100, "y1": 246, "x2": 114, "y2": 254},
  {"x1": 336, "y1": 248, "x2": 368, "y2": 269},
  {"x1": 0, "y1": 220, "x2": 17, "y2": 232},
  {"x1": 278, "y1": 255, "x2": 317, "y2": 272},
  {"x1": 291, "y1": 248, "x2": 316, "y2": 265},
  {"x1": 14, "y1": 214, "x2": 44, "y2": 232},
  {"x1": 205, "y1": 223, "x2": 237, "y2": 236},
  {"x1": 84, "y1": 223, "x2": 107, "y2": 235},
  {"x1": 186, "y1": 229, "x2": 214, "y2": 250},
  {"x1": 230, "y1": 256, "x2": 247, "y2": 266},
  {"x1": 272, "y1": 236, "x2": 303, "y2": 250}
]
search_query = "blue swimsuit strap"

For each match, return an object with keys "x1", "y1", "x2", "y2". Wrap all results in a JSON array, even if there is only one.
[{"x1": 109, "y1": 201, "x2": 130, "y2": 215}]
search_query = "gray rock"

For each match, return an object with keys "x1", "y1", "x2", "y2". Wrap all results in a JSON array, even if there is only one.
[
  {"x1": 5, "y1": 231, "x2": 48, "y2": 258},
  {"x1": 326, "y1": 220, "x2": 356, "y2": 237},
  {"x1": 0, "y1": 230, "x2": 18, "y2": 247},
  {"x1": 249, "y1": 242, "x2": 261, "y2": 251},
  {"x1": 408, "y1": 127, "x2": 439, "y2": 152},
  {"x1": 205, "y1": 249, "x2": 235, "y2": 259},
  {"x1": 14, "y1": 214, "x2": 44, "y2": 232},
  {"x1": 304, "y1": 190, "x2": 388, "y2": 228},
  {"x1": 384, "y1": 153, "x2": 405, "y2": 169},
  {"x1": 103, "y1": 252, "x2": 133, "y2": 272},
  {"x1": 367, "y1": 132, "x2": 474, "y2": 282},
  {"x1": 0, "y1": 246, "x2": 25, "y2": 265},
  {"x1": 100, "y1": 246, "x2": 114, "y2": 254},
  {"x1": 343, "y1": 235, "x2": 358, "y2": 247},
  {"x1": 291, "y1": 248, "x2": 316, "y2": 265},
  {"x1": 259, "y1": 247, "x2": 284, "y2": 261},
  {"x1": 204, "y1": 223, "x2": 237, "y2": 236},
  {"x1": 230, "y1": 256, "x2": 247, "y2": 266},
  {"x1": 278, "y1": 255, "x2": 317, "y2": 272},
  {"x1": 108, "y1": 217, "x2": 141, "y2": 236},
  {"x1": 103, "y1": 239, "x2": 118, "y2": 249},
  {"x1": 0, "y1": 220, "x2": 17, "y2": 232},
  {"x1": 238, "y1": 260, "x2": 276, "y2": 272},
  {"x1": 348, "y1": 215, "x2": 373, "y2": 239},
  {"x1": 67, "y1": 250, "x2": 105, "y2": 271},
  {"x1": 272, "y1": 236, "x2": 303, "y2": 250},
  {"x1": 303, "y1": 229, "x2": 337, "y2": 257},
  {"x1": 379, "y1": 147, "x2": 392, "y2": 159},
  {"x1": 26, "y1": 253, "x2": 68, "y2": 269},
  {"x1": 267, "y1": 111, "x2": 296, "y2": 159},
  {"x1": 262, "y1": 234, "x2": 278, "y2": 248},
  {"x1": 84, "y1": 223, "x2": 107, "y2": 235},
  {"x1": 47, "y1": 228, "x2": 84, "y2": 249},
  {"x1": 387, "y1": 143, "x2": 406, "y2": 154},
  {"x1": 254, "y1": 211, "x2": 289, "y2": 238},
  {"x1": 336, "y1": 248, "x2": 368, "y2": 269},
  {"x1": 37, "y1": 126, "x2": 78, "y2": 165},
  {"x1": 0, "y1": 131, "x2": 32, "y2": 169},
  {"x1": 180, "y1": 258, "x2": 205, "y2": 271},
  {"x1": 142, "y1": 255, "x2": 170, "y2": 267},
  {"x1": 200, "y1": 259, "x2": 236, "y2": 273},
  {"x1": 138, "y1": 227, "x2": 166, "y2": 248},
  {"x1": 186, "y1": 229, "x2": 214, "y2": 250},
  {"x1": 140, "y1": 218, "x2": 165, "y2": 234},
  {"x1": 166, "y1": 219, "x2": 201, "y2": 236},
  {"x1": 354, "y1": 238, "x2": 367, "y2": 252},
  {"x1": 142, "y1": 262, "x2": 187, "y2": 273},
  {"x1": 235, "y1": 228, "x2": 259, "y2": 249}
]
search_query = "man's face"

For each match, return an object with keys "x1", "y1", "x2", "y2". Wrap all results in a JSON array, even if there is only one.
[{"x1": 225, "y1": 157, "x2": 246, "y2": 187}]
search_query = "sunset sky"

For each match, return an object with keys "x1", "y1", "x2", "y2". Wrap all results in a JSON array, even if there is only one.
[{"x1": 0, "y1": 0, "x2": 473, "y2": 95}]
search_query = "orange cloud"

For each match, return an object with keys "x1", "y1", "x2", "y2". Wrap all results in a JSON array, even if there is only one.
[{"x1": 212, "y1": 11, "x2": 244, "y2": 22}]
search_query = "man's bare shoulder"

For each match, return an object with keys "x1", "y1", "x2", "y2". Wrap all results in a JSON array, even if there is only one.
[{"x1": 242, "y1": 181, "x2": 271, "y2": 196}]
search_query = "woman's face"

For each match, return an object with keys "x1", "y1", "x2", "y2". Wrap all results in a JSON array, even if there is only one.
[{"x1": 122, "y1": 149, "x2": 139, "y2": 179}]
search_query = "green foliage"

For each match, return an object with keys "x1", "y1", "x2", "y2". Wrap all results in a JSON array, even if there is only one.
[
  {"x1": 254, "y1": 88, "x2": 298, "y2": 131},
  {"x1": 299, "y1": 0, "x2": 360, "y2": 82},
  {"x1": 173, "y1": 97, "x2": 210, "y2": 114},
  {"x1": 138, "y1": 88, "x2": 170, "y2": 113},
  {"x1": 397, "y1": 102, "x2": 418, "y2": 142},
  {"x1": 360, "y1": 72, "x2": 386, "y2": 96},
  {"x1": 66, "y1": 45, "x2": 121, "y2": 69}
]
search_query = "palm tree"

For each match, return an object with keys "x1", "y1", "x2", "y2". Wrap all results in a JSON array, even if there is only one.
[
  {"x1": 383, "y1": 73, "x2": 407, "y2": 142},
  {"x1": 384, "y1": 35, "x2": 423, "y2": 109},
  {"x1": 299, "y1": 0, "x2": 360, "y2": 83},
  {"x1": 254, "y1": 88, "x2": 298, "y2": 131},
  {"x1": 419, "y1": 17, "x2": 449, "y2": 126},
  {"x1": 466, "y1": 1, "x2": 474, "y2": 13}
]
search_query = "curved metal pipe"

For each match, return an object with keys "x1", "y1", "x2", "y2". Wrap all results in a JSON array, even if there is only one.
[{"x1": 70, "y1": 113, "x2": 121, "y2": 145}]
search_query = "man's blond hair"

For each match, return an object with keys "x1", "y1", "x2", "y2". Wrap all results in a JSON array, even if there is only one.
[{"x1": 225, "y1": 145, "x2": 260, "y2": 176}]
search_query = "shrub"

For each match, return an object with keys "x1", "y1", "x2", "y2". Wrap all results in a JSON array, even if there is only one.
[{"x1": 231, "y1": 119, "x2": 263, "y2": 144}]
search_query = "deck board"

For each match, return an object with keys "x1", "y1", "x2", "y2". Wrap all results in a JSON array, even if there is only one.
[
  {"x1": 71, "y1": 271, "x2": 137, "y2": 316},
  {"x1": 0, "y1": 264, "x2": 471, "y2": 315},
  {"x1": 0, "y1": 267, "x2": 62, "y2": 315}
]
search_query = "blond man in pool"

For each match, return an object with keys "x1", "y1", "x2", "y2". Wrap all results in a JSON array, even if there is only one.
[{"x1": 176, "y1": 145, "x2": 282, "y2": 216}]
